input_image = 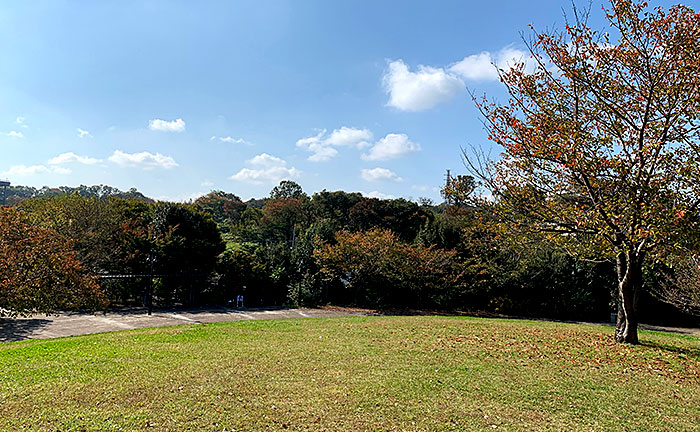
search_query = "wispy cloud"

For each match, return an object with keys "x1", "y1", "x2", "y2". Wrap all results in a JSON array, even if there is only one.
[
  {"x1": 148, "y1": 118, "x2": 186, "y2": 132},
  {"x1": 210, "y1": 135, "x2": 253, "y2": 145},
  {"x1": 77, "y1": 128, "x2": 93, "y2": 138},
  {"x1": 2, "y1": 164, "x2": 71, "y2": 176},
  {"x1": 362, "y1": 133, "x2": 420, "y2": 161},
  {"x1": 230, "y1": 153, "x2": 301, "y2": 184},
  {"x1": 361, "y1": 167, "x2": 403, "y2": 182},
  {"x1": 411, "y1": 184, "x2": 440, "y2": 193},
  {"x1": 108, "y1": 150, "x2": 178, "y2": 169},
  {"x1": 5, "y1": 131, "x2": 24, "y2": 138},
  {"x1": 48, "y1": 152, "x2": 101, "y2": 165}
]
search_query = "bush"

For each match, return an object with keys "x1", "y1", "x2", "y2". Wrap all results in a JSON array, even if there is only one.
[{"x1": 314, "y1": 229, "x2": 466, "y2": 309}]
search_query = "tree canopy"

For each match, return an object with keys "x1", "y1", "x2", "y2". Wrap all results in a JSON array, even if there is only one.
[{"x1": 0, "y1": 207, "x2": 107, "y2": 316}]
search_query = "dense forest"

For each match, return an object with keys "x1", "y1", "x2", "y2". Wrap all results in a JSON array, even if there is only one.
[{"x1": 2, "y1": 180, "x2": 696, "y2": 326}]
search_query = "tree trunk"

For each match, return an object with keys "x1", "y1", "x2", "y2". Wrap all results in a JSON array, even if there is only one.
[{"x1": 615, "y1": 250, "x2": 643, "y2": 344}]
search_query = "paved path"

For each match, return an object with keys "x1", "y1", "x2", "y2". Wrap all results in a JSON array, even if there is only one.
[
  {"x1": 2, "y1": 307, "x2": 697, "y2": 343},
  {"x1": 638, "y1": 323, "x2": 700, "y2": 338},
  {"x1": 0, "y1": 307, "x2": 369, "y2": 343}
]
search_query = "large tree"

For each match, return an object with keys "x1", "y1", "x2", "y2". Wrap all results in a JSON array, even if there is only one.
[
  {"x1": 0, "y1": 208, "x2": 107, "y2": 316},
  {"x1": 194, "y1": 191, "x2": 247, "y2": 229},
  {"x1": 150, "y1": 202, "x2": 225, "y2": 305},
  {"x1": 466, "y1": 0, "x2": 700, "y2": 343}
]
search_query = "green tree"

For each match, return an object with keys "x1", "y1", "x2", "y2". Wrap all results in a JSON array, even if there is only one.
[
  {"x1": 465, "y1": 0, "x2": 700, "y2": 343},
  {"x1": 270, "y1": 180, "x2": 307, "y2": 200},
  {"x1": 150, "y1": 202, "x2": 225, "y2": 305},
  {"x1": 194, "y1": 191, "x2": 247, "y2": 230},
  {"x1": 19, "y1": 195, "x2": 154, "y2": 304},
  {"x1": 348, "y1": 197, "x2": 430, "y2": 242},
  {"x1": 214, "y1": 250, "x2": 270, "y2": 306},
  {"x1": 19, "y1": 194, "x2": 123, "y2": 274},
  {"x1": 310, "y1": 190, "x2": 363, "y2": 229},
  {"x1": 261, "y1": 198, "x2": 308, "y2": 246}
]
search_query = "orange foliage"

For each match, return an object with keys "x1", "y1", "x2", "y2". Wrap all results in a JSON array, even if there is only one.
[{"x1": 0, "y1": 207, "x2": 107, "y2": 317}]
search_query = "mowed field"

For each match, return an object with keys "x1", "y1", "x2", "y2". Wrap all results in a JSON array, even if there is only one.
[{"x1": 1, "y1": 316, "x2": 699, "y2": 431}]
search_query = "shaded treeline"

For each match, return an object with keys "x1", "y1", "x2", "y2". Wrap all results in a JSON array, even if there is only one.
[{"x1": 0, "y1": 180, "x2": 636, "y2": 324}]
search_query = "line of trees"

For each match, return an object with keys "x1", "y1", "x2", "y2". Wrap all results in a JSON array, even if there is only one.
[{"x1": 0, "y1": 182, "x2": 615, "y2": 321}]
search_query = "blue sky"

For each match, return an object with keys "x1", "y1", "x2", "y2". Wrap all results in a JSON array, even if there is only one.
[{"x1": 0, "y1": 0, "x2": 688, "y2": 201}]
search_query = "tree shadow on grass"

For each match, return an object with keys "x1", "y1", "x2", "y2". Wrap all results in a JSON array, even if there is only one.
[
  {"x1": 0, "y1": 318, "x2": 51, "y2": 343},
  {"x1": 639, "y1": 339, "x2": 700, "y2": 361}
]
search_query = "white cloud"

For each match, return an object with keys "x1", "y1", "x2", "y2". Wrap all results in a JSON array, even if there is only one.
[
  {"x1": 296, "y1": 130, "x2": 332, "y2": 162},
  {"x1": 210, "y1": 135, "x2": 252, "y2": 145},
  {"x1": 6, "y1": 131, "x2": 24, "y2": 138},
  {"x1": 108, "y1": 150, "x2": 178, "y2": 169},
  {"x1": 448, "y1": 52, "x2": 495, "y2": 81},
  {"x1": 361, "y1": 167, "x2": 402, "y2": 182},
  {"x1": 382, "y1": 47, "x2": 534, "y2": 111},
  {"x1": 77, "y1": 128, "x2": 93, "y2": 138},
  {"x1": 15, "y1": 117, "x2": 28, "y2": 128},
  {"x1": 297, "y1": 127, "x2": 373, "y2": 162},
  {"x1": 201, "y1": 180, "x2": 214, "y2": 187},
  {"x1": 148, "y1": 118, "x2": 186, "y2": 132},
  {"x1": 230, "y1": 153, "x2": 301, "y2": 184},
  {"x1": 361, "y1": 190, "x2": 395, "y2": 200},
  {"x1": 306, "y1": 144, "x2": 338, "y2": 162},
  {"x1": 362, "y1": 133, "x2": 420, "y2": 161},
  {"x1": 249, "y1": 153, "x2": 288, "y2": 167},
  {"x1": 48, "y1": 152, "x2": 101, "y2": 165},
  {"x1": 411, "y1": 184, "x2": 440, "y2": 193},
  {"x1": 449, "y1": 47, "x2": 532, "y2": 81},
  {"x1": 325, "y1": 127, "x2": 373, "y2": 148},
  {"x1": 2, "y1": 165, "x2": 71, "y2": 176},
  {"x1": 382, "y1": 60, "x2": 465, "y2": 111},
  {"x1": 154, "y1": 191, "x2": 208, "y2": 203},
  {"x1": 232, "y1": 167, "x2": 300, "y2": 184}
]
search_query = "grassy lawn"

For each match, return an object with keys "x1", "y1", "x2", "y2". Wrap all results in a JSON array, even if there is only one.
[{"x1": 1, "y1": 316, "x2": 699, "y2": 431}]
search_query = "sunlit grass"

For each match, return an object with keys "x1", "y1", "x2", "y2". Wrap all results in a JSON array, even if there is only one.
[{"x1": 1, "y1": 316, "x2": 698, "y2": 431}]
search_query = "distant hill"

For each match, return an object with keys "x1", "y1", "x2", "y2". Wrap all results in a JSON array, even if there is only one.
[{"x1": 5, "y1": 184, "x2": 153, "y2": 205}]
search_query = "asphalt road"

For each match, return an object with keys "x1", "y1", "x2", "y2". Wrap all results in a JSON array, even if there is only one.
[{"x1": 0, "y1": 307, "x2": 369, "y2": 343}]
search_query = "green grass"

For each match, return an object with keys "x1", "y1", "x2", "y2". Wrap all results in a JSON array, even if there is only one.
[
  {"x1": 1, "y1": 316, "x2": 699, "y2": 431},
  {"x1": 221, "y1": 232, "x2": 255, "y2": 252}
]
